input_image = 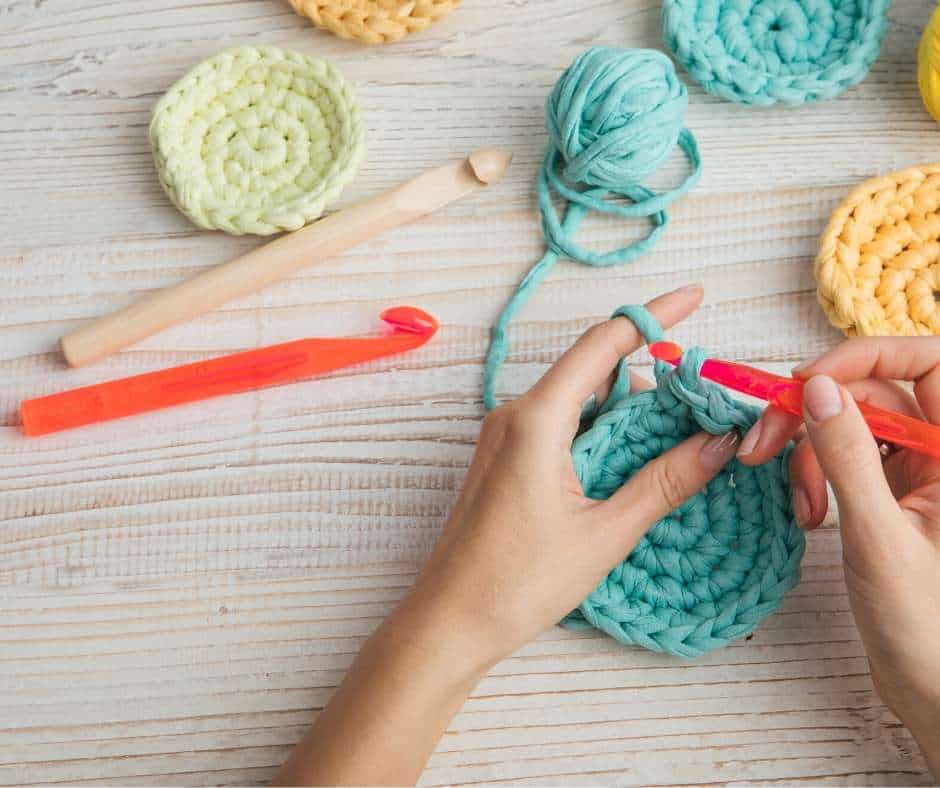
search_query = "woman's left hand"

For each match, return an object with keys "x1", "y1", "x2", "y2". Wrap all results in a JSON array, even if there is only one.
[
  {"x1": 275, "y1": 285, "x2": 739, "y2": 787},
  {"x1": 406, "y1": 284, "x2": 738, "y2": 667}
]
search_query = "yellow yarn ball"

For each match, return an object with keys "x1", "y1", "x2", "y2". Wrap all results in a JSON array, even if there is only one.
[{"x1": 918, "y1": 5, "x2": 940, "y2": 123}]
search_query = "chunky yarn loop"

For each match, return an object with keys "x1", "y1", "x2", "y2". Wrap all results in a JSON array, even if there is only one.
[
  {"x1": 663, "y1": 0, "x2": 890, "y2": 106},
  {"x1": 565, "y1": 305, "x2": 805, "y2": 658},
  {"x1": 816, "y1": 162, "x2": 940, "y2": 336},
  {"x1": 918, "y1": 4, "x2": 940, "y2": 123},
  {"x1": 287, "y1": 0, "x2": 458, "y2": 44},
  {"x1": 150, "y1": 46, "x2": 364, "y2": 236},
  {"x1": 484, "y1": 48, "x2": 702, "y2": 409}
]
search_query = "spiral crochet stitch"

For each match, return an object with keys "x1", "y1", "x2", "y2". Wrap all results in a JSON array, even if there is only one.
[
  {"x1": 287, "y1": 0, "x2": 458, "y2": 44},
  {"x1": 918, "y1": 4, "x2": 940, "y2": 123},
  {"x1": 563, "y1": 306, "x2": 804, "y2": 658},
  {"x1": 662, "y1": 0, "x2": 890, "y2": 106},
  {"x1": 816, "y1": 162, "x2": 940, "y2": 336},
  {"x1": 483, "y1": 47, "x2": 701, "y2": 409},
  {"x1": 150, "y1": 46, "x2": 364, "y2": 236}
]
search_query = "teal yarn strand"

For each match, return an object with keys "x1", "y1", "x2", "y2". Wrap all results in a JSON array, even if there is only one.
[
  {"x1": 566, "y1": 306, "x2": 805, "y2": 658},
  {"x1": 481, "y1": 49, "x2": 804, "y2": 657},
  {"x1": 663, "y1": 0, "x2": 890, "y2": 106},
  {"x1": 483, "y1": 47, "x2": 701, "y2": 410}
]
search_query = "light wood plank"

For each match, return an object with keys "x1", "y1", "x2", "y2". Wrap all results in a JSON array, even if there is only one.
[{"x1": 1, "y1": 0, "x2": 936, "y2": 783}]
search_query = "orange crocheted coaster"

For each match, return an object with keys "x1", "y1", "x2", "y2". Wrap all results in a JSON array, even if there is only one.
[
  {"x1": 816, "y1": 162, "x2": 940, "y2": 336},
  {"x1": 288, "y1": 0, "x2": 458, "y2": 44}
]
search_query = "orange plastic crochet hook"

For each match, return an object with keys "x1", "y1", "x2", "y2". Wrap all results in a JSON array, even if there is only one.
[
  {"x1": 649, "y1": 341, "x2": 940, "y2": 461},
  {"x1": 21, "y1": 306, "x2": 438, "y2": 437}
]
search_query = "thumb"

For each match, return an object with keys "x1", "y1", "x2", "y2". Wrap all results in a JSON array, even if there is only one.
[
  {"x1": 801, "y1": 375, "x2": 901, "y2": 550},
  {"x1": 592, "y1": 430, "x2": 739, "y2": 553}
]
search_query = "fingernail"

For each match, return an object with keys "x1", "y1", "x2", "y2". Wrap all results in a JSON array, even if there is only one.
[
  {"x1": 737, "y1": 420, "x2": 762, "y2": 457},
  {"x1": 700, "y1": 431, "x2": 739, "y2": 470},
  {"x1": 803, "y1": 375, "x2": 844, "y2": 423},
  {"x1": 792, "y1": 486, "x2": 811, "y2": 528},
  {"x1": 673, "y1": 282, "x2": 704, "y2": 293}
]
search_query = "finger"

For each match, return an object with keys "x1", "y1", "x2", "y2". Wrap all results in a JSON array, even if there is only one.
[
  {"x1": 737, "y1": 379, "x2": 921, "y2": 466},
  {"x1": 846, "y1": 378, "x2": 923, "y2": 419},
  {"x1": 788, "y1": 437, "x2": 828, "y2": 530},
  {"x1": 588, "y1": 370, "x2": 653, "y2": 414},
  {"x1": 591, "y1": 429, "x2": 739, "y2": 552},
  {"x1": 529, "y1": 284, "x2": 704, "y2": 415},
  {"x1": 736, "y1": 406, "x2": 803, "y2": 465},
  {"x1": 801, "y1": 375, "x2": 902, "y2": 555},
  {"x1": 793, "y1": 337, "x2": 940, "y2": 424}
]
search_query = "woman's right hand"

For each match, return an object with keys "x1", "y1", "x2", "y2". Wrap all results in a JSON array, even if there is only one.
[{"x1": 737, "y1": 338, "x2": 940, "y2": 775}]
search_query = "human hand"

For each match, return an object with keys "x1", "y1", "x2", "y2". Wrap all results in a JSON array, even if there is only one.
[
  {"x1": 399, "y1": 285, "x2": 740, "y2": 672},
  {"x1": 737, "y1": 338, "x2": 940, "y2": 774}
]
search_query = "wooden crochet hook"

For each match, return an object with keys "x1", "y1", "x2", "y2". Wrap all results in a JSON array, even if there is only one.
[{"x1": 61, "y1": 148, "x2": 512, "y2": 367}]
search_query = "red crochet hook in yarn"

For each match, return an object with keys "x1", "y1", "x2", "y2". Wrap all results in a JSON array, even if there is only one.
[
  {"x1": 21, "y1": 306, "x2": 438, "y2": 437},
  {"x1": 649, "y1": 341, "x2": 940, "y2": 462}
]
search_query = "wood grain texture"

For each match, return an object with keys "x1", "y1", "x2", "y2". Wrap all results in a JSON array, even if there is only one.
[{"x1": 1, "y1": 0, "x2": 936, "y2": 784}]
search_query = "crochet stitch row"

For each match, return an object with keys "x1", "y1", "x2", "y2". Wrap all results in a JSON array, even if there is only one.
[
  {"x1": 150, "y1": 46, "x2": 364, "y2": 236},
  {"x1": 288, "y1": 0, "x2": 459, "y2": 44},
  {"x1": 663, "y1": 0, "x2": 890, "y2": 106},
  {"x1": 816, "y1": 161, "x2": 940, "y2": 336}
]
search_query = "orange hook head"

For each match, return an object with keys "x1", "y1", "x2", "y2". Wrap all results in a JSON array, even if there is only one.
[
  {"x1": 380, "y1": 306, "x2": 439, "y2": 337},
  {"x1": 648, "y1": 341, "x2": 684, "y2": 364}
]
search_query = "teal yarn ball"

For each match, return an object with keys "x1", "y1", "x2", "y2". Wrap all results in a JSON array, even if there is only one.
[
  {"x1": 663, "y1": 0, "x2": 891, "y2": 106},
  {"x1": 565, "y1": 306, "x2": 805, "y2": 658},
  {"x1": 546, "y1": 48, "x2": 688, "y2": 189},
  {"x1": 484, "y1": 48, "x2": 701, "y2": 409}
]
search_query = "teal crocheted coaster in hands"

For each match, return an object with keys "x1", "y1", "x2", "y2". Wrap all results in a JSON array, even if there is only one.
[
  {"x1": 663, "y1": 0, "x2": 890, "y2": 106},
  {"x1": 565, "y1": 306, "x2": 805, "y2": 658}
]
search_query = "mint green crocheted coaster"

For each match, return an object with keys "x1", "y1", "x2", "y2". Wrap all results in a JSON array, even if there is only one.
[{"x1": 150, "y1": 45, "x2": 364, "y2": 235}]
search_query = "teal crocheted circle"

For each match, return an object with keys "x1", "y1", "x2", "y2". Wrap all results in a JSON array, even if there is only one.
[
  {"x1": 565, "y1": 306, "x2": 805, "y2": 658},
  {"x1": 662, "y1": 0, "x2": 890, "y2": 106}
]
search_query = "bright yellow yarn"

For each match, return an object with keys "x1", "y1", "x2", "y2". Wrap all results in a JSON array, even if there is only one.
[
  {"x1": 919, "y1": 5, "x2": 940, "y2": 123},
  {"x1": 288, "y1": 0, "x2": 458, "y2": 44},
  {"x1": 150, "y1": 46, "x2": 364, "y2": 236},
  {"x1": 815, "y1": 162, "x2": 940, "y2": 337}
]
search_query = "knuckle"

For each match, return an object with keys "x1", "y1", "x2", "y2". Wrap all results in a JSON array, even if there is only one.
[
  {"x1": 502, "y1": 401, "x2": 546, "y2": 436},
  {"x1": 649, "y1": 460, "x2": 690, "y2": 512}
]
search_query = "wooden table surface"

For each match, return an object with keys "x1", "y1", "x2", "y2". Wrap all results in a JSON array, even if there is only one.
[{"x1": 2, "y1": 1, "x2": 938, "y2": 784}]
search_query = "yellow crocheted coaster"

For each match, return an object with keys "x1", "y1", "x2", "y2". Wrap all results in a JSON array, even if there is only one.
[
  {"x1": 150, "y1": 46, "x2": 364, "y2": 236},
  {"x1": 816, "y1": 162, "x2": 940, "y2": 336},
  {"x1": 288, "y1": 0, "x2": 458, "y2": 44}
]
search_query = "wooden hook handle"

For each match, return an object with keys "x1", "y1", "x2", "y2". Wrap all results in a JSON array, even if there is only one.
[{"x1": 60, "y1": 148, "x2": 512, "y2": 367}]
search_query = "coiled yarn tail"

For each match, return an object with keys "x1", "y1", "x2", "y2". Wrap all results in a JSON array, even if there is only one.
[
  {"x1": 663, "y1": 0, "x2": 890, "y2": 106},
  {"x1": 483, "y1": 48, "x2": 701, "y2": 409},
  {"x1": 568, "y1": 306, "x2": 805, "y2": 658}
]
